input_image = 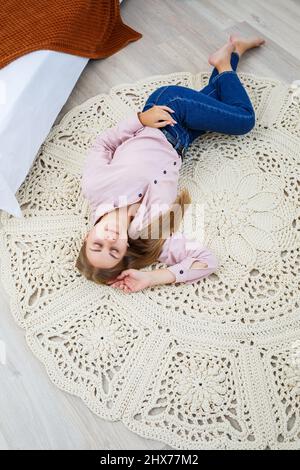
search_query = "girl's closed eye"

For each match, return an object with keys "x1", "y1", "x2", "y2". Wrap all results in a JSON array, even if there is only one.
[
  {"x1": 94, "y1": 243, "x2": 102, "y2": 251},
  {"x1": 89, "y1": 242, "x2": 103, "y2": 252},
  {"x1": 110, "y1": 248, "x2": 120, "y2": 258}
]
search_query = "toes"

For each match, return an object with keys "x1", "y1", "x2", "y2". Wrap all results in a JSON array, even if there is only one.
[
  {"x1": 229, "y1": 34, "x2": 240, "y2": 44},
  {"x1": 253, "y1": 38, "x2": 265, "y2": 48}
]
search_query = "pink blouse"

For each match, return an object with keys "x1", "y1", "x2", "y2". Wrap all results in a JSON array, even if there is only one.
[{"x1": 81, "y1": 111, "x2": 218, "y2": 284}]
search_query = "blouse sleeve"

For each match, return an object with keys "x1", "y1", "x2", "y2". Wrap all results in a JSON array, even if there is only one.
[
  {"x1": 158, "y1": 232, "x2": 218, "y2": 284},
  {"x1": 85, "y1": 111, "x2": 144, "y2": 166}
]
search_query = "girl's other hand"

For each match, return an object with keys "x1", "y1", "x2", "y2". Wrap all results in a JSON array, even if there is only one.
[
  {"x1": 139, "y1": 105, "x2": 177, "y2": 128},
  {"x1": 107, "y1": 269, "x2": 152, "y2": 293}
]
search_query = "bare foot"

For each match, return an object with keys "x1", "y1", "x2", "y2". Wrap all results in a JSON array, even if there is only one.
[
  {"x1": 208, "y1": 41, "x2": 235, "y2": 71},
  {"x1": 229, "y1": 34, "x2": 266, "y2": 57}
]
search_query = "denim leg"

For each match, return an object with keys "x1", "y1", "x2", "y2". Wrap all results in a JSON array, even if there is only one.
[
  {"x1": 198, "y1": 51, "x2": 240, "y2": 98},
  {"x1": 165, "y1": 71, "x2": 255, "y2": 136},
  {"x1": 187, "y1": 52, "x2": 240, "y2": 142}
]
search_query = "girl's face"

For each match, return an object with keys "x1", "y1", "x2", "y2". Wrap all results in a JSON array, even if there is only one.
[{"x1": 85, "y1": 210, "x2": 128, "y2": 269}]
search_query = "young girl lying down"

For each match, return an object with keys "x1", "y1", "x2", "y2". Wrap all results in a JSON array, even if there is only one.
[{"x1": 76, "y1": 35, "x2": 264, "y2": 292}]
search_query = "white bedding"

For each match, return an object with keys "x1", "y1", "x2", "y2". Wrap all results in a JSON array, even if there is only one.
[
  {"x1": 0, "y1": 51, "x2": 88, "y2": 217},
  {"x1": 0, "y1": 0, "x2": 123, "y2": 218}
]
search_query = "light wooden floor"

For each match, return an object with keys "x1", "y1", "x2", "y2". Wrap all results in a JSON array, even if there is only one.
[{"x1": 1, "y1": 0, "x2": 300, "y2": 450}]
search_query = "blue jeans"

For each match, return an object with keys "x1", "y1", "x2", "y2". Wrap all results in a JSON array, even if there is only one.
[{"x1": 142, "y1": 52, "x2": 255, "y2": 154}]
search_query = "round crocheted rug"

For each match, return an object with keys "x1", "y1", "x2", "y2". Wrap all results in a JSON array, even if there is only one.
[{"x1": 0, "y1": 71, "x2": 300, "y2": 450}]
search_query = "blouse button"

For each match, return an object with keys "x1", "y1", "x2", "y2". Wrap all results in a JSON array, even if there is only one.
[
  {"x1": 163, "y1": 170, "x2": 167, "y2": 174},
  {"x1": 174, "y1": 162, "x2": 177, "y2": 165},
  {"x1": 179, "y1": 270, "x2": 184, "y2": 274},
  {"x1": 154, "y1": 180, "x2": 157, "y2": 184},
  {"x1": 138, "y1": 193, "x2": 142, "y2": 197}
]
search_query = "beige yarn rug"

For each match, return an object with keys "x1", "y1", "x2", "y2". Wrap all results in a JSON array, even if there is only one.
[{"x1": 0, "y1": 70, "x2": 300, "y2": 450}]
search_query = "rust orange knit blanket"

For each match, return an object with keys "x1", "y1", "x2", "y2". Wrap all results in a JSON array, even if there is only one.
[{"x1": 0, "y1": 0, "x2": 142, "y2": 69}]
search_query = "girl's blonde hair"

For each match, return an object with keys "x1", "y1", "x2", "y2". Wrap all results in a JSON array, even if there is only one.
[{"x1": 75, "y1": 188, "x2": 191, "y2": 284}]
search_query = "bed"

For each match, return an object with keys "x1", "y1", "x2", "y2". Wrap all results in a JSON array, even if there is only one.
[{"x1": 0, "y1": 0, "x2": 124, "y2": 218}]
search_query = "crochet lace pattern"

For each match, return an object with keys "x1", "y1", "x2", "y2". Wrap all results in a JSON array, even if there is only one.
[{"x1": 0, "y1": 71, "x2": 299, "y2": 450}]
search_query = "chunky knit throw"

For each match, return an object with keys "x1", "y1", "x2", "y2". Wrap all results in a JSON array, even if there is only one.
[
  {"x1": 0, "y1": 0, "x2": 142, "y2": 69},
  {"x1": 0, "y1": 71, "x2": 300, "y2": 449}
]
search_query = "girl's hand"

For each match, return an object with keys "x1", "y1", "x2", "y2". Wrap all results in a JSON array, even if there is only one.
[
  {"x1": 139, "y1": 105, "x2": 177, "y2": 128},
  {"x1": 107, "y1": 269, "x2": 153, "y2": 293}
]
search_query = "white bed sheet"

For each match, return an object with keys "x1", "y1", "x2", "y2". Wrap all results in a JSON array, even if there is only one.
[
  {"x1": 0, "y1": 0, "x2": 124, "y2": 219},
  {"x1": 0, "y1": 50, "x2": 88, "y2": 218}
]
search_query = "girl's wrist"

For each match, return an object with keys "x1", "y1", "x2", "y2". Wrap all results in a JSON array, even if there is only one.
[
  {"x1": 140, "y1": 270, "x2": 155, "y2": 287},
  {"x1": 146, "y1": 269, "x2": 176, "y2": 287}
]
